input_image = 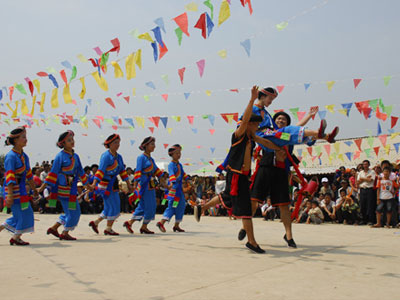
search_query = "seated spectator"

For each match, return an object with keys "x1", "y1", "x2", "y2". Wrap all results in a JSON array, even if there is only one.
[
  {"x1": 320, "y1": 177, "x2": 333, "y2": 196},
  {"x1": 295, "y1": 199, "x2": 312, "y2": 223},
  {"x1": 32, "y1": 167, "x2": 42, "y2": 187},
  {"x1": 321, "y1": 193, "x2": 336, "y2": 222},
  {"x1": 261, "y1": 198, "x2": 276, "y2": 221},
  {"x1": 373, "y1": 167, "x2": 398, "y2": 228},
  {"x1": 341, "y1": 190, "x2": 359, "y2": 225},
  {"x1": 307, "y1": 200, "x2": 324, "y2": 224},
  {"x1": 338, "y1": 179, "x2": 352, "y2": 197}
]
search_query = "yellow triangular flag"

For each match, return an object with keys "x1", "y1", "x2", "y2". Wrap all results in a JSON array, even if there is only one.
[
  {"x1": 167, "y1": 128, "x2": 173, "y2": 135},
  {"x1": 134, "y1": 49, "x2": 142, "y2": 70},
  {"x1": 326, "y1": 80, "x2": 336, "y2": 91},
  {"x1": 185, "y1": 2, "x2": 198, "y2": 11},
  {"x1": 30, "y1": 95, "x2": 36, "y2": 116},
  {"x1": 77, "y1": 54, "x2": 87, "y2": 63},
  {"x1": 325, "y1": 104, "x2": 335, "y2": 113},
  {"x1": 218, "y1": 0, "x2": 230, "y2": 26},
  {"x1": 334, "y1": 142, "x2": 340, "y2": 154},
  {"x1": 51, "y1": 88, "x2": 59, "y2": 109},
  {"x1": 138, "y1": 32, "x2": 154, "y2": 42},
  {"x1": 33, "y1": 79, "x2": 40, "y2": 94},
  {"x1": 205, "y1": 90, "x2": 212, "y2": 96},
  {"x1": 338, "y1": 108, "x2": 347, "y2": 116},
  {"x1": 132, "y1": 88, "x2": 136, "y2": 97},
  {"x1": 33, "y1": 119, "x2": 39, "y2": 126},
  {"x1": 135, "y1": 116, "x2": 145, "y2": 128},
  {"x1": 390, "y1": 132, "x2": 399, "y2": 139},
  {"x1": 81, "y1": 118, "x2": 88, "y2": 129},
  {"x1": 63, "y1": 85, "x2": 73, "y2": 104},
  {"x1": 338, "y1": 153, "x2": 344, "y2": 162},
  {"x1": 218, "y1": 49, "x2": 227, "y2": 58},
  {"x1": 91, "y1": 72, "x2": 109, "y2": 91},
  {"x1": 73, "y1": 108, "x2": 79, "y2": 116},
  {"x1": 125, "y1": 53, "x2": 136, "y2": 80},
  {"x1": 7, "y1": 102, "x2": 19, "y2": 118},
  {"x1": 384, "y1": 144, "x2": 390, "y2": 155},
  {"x1": 79, "y1": 77, "x2": 86, "y2": 99},
  {"x1": 20, "y1": 99, "x2": 29, "y2": 115},
  {"x1": 227, "y1": 114, "x2": 234, "y2": 124},
  {"x1": 111, "y1": 61, "x2": 124, "y2": 78},
  {"x1": 40, "y1": 93, "x2": 46, "y2": 112}
]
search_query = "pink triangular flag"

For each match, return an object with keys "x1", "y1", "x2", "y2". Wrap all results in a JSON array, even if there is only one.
[
  {"x1": 161, "y1": 94, "x2": 168, "y2": 102},
  {"x1": 112, "y1": 125, "x2": 118, "y2": 130},
  {"x1": 187, "y1": 115, "x2": 194, "y2": 125},
  {"x1": 353, "y1": 78, "x2": 362, "y2": 89},
  {"x1": 324, "y1": 144, "x2": 331, "y2": 156},
  {"x1": 297, "y1": 111, "x2": 306, "y2": 121},
  {"x1": 353, "y1": 151, "x2": 361, "y2": 160},
  {"x1": 96, "y1": 116, "x2": 104, "y2": 122},
  {"x1": 196, "y1": 59, "x2": 205, "y2": 77},
  {"x1": 123, "y1": 96, "x2": 130, "y2": 103},
  {"x1": 209, "y1": 129, "x2": 215, "y2": 135},
  {"x1": 378, "y1": 135, "x2": 387, "y2": 147},
  {"x1": 92, "y1": 119, "x2": 101, "y2": 128},
  {"x1": 178, "y1": 67, "x2": 186, "y2": 84},
  {"x1": 276, "y1": 85, "x2": 285, "y2": 93},
  {"x1": 307, "y1": 147, "x2": 313, "y2": 156},
  {"x1": 148, "y1": 117, "x2": 160, "y2": 128}
]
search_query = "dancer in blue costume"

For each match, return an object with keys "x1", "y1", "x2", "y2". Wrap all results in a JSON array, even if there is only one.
[
  {"x1": 123, "y1": 137, "x2": 163, "y2": 234},
  {"x1": 39, "y1": 130, "x2": 92, "y2": 241},
  {"x1": 156, "y1": 145, "x2": 190, "y2": 233},
  {"x1": 0, "y1": 127, "x2": 38, "y2": 246},
  {"x1": 89, "y1": 134, "x2": 132, "y2": 236}
]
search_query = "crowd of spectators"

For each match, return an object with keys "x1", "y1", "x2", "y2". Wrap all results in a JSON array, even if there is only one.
[{"x1": 0, "y1": 159, "x2": 399, "y2": 229}]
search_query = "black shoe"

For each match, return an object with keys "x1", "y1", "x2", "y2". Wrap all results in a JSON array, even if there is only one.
[
  {"x1": 238, "y1": 229, "x2": 246, "y2": 241},
  {"x1": 245, "y1": 242, "x2": 266, "y2": 254},
  {"x1": 194, "y1": 205, "x2": 202, "y2": 222},
  {"x1": 284, "y1": 234, "x2": 297, "y2": 249}
]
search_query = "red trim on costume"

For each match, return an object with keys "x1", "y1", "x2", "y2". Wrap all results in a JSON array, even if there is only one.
[
  {"x1": 119, "y1": 170, "x2": 129, "y2": 181},
  {"x1": 25, "y1": 169, "x2": 33, "y2": 180},
  {"x1": 5, "y1": 170, "x2": 16, "y2": 185},
  {"x1": 80, "y1": 174, "x2": 88, "y2": 185},
  {"x1": 154, "y1": 168, "x2": 163, "y2": 178},
  {"x1": 251, "y1": 197, "x2": 263, "y2": 203},
  {"x1": 230, "y1": 173, "x2": 239, "y2": 196},
  {"x1": 45, "y1": 172, "x2": 58, "y2": 185},
  {"x1": 275, "y1": 161, "x2": 286, "y2": 169},
  {"x1": 94, "y1": 170, "x2": 104, "y2": 181},
  {"x1": 104, "y1": 134, "x2": 120, "y2": 146}
]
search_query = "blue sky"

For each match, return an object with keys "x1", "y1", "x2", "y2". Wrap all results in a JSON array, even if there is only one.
[{"x1": 0, "y1": 0, "x2": 399, "y2": 171}]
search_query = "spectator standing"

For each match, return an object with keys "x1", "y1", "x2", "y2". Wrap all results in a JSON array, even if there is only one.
[{"x1": 357, "y1": 160, "x2": 376, "y2": 225}]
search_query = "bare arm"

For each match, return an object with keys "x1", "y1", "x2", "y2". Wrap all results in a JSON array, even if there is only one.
[
  {"x1": 252, "y1": 135, "x2": 281, "y2": 151},
  {"x1": 234, "y1": 85, "x2": 259, "y2": 138}
]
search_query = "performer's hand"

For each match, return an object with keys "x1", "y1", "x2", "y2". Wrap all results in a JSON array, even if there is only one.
[
  {"x1": 250, "y1": 85, "x2": 259, "y2": 101},
  {"x1": 86, "y1": 185, "x2": 94, "y2": 192},
  {"x1": 308, "y1": 106, "x2": 318, "y2": 117}
]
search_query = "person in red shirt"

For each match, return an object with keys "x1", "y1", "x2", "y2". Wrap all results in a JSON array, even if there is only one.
[{"x1": 32, "y1": 167, "x2": 42, "y2": 188}]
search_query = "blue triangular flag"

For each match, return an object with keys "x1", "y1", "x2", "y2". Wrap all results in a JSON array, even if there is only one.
[
  {"x1": 240, "y1": 39, "x2": 251, "y2": 57},
  {"x1": 318, "y1": 110, "x2": 327, "y2": 120},
  {"x1": 184, "y1": 92, "x2": 191, "y2": 100},
  {"x1": 210, "y1": 147, "x2": 216, "y2": 154},
  {"x1": 191, "y1": 128, "x2": 198, "y2": 134},
  {"x1": 344, "y1": 141, "x2": 353, "y2": 147},
  {"x1": 124, "y1": 118, "x2": 135, "y2": 127},
  {"x1": 208, "y1": 114, "x2": 215, "y2": 126},
  {"x1": 151, "y1": 26, "x2": 164, "y2": 48},
  {"x1": 145, "y1": 81, "x2": 156, "y2": 90},
  {"x1": 206, "y1": 12, "x2": 214, "y2": 37},
  {"x1": 48, "y1": 74, "x2": 59, "y2": 88},
  {"x1": 394, "y1": 143, "x2": 400, "y2": 154},
  {"x1": 154, "y1": 17, "x2": 166, "y2": 33},
  {"x1": 2, "y1": 86, "x2": 8, "y2": 96},
  {"x1": 130, "y1": 140, "x2": 135, "y2": 146},
  {"x1": 0, "y1": 90, "x2": 2, "y2": 101},
  {"x1": 160, "y1": 117, "x2": 168, "y2": 128},
  {"x1": 345, "y1": 152, "x2": 352, "y2": 161},
  {"x1": 151, "y1": 42, "x2": 158, "y2": 62},
  {"x1": 297, "y1": 149, "x2": 303, "y2": 157},
  {"x1": 84, "y1": 105, "x2": 88, "y2": 115},
  {"x1": 341, "y1": 103, "x2": 353, "y2": 117},
  {"x1": 112, "y1": 116, "x2": 119, "y2": 124},
  {"x1": 95, "y1": 58, "x2": 101, "y2": 77},
  {"x1": 39, "y1": 114, "x2": 46, "y2": 119},
  {"x1": 377, "y1": 121, "x2": 382, "y2": 135},
  {"x1": 87, "y1": 99, "x2": 92, "y2": 106},
  {"x1": 304, "y1": 83, "x2": 311, "y2": 91},
  {"x1": 61, "y1": 60, "x2": 72, "y2": 69}
]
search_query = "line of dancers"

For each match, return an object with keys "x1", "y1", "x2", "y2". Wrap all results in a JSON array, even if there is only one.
[{"x1": 0, "y1": 85, "x2": 339, "y2": 253}]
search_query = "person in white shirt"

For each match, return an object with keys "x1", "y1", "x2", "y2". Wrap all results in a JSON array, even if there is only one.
[
  {"x1": 357, "y1": 160, "x2": 376, "y2": 225},
  {"x1": 320, "y1": 193, "x2": 336, "y2": 221},
  {"x1": 214, "y1": 174, "x2": 226, "y2": 195}
]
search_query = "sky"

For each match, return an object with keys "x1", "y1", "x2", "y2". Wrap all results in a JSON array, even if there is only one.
[{"x1": 0, "y1": 0, "x2": 399, "y2": 173}]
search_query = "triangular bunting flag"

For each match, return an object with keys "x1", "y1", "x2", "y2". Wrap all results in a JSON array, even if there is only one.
[
  {"x1": 161, "y1": 94, "x2": 168, "y2": 102},
  {"x1": 391, "y1": 116, "x2": 398, "y2": 128},
  {"x1": 353, "y1": 78, "x2": 362, "y2": 89}
]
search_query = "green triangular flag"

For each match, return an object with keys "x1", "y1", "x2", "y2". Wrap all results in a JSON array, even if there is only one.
[
  {"x1": 275, "y1": 21, "x2": 289, "y2": 31},
  {"x1": 369, "y1": 99, "x2": 379, "y2": 112},
  {"x1": 100, "y1": 53, "x2": 109, "y2": 66},
  {"x1": 383, "y1": 105, "x2": 393, "y2": 117},
  {"x1": 302, "y1": 161, "x2": 307, "y2": 167},
  {"x1": 202, "y1": 115, "x2": 209, "y2": 119},
  {"x1": 161, "y1": 74, "x2": 169, "y2": 85},
  {"x1": 15, "y1": 83, "x2": 27, "y2": 95},
  {"x1": 203, "y1": 0, "x2": 214, "y2": 19},
  {"x1": 367, "y1": 136, "x2": 374, "y2": 148},
  {"x1": 364, "y1": 148, "x2": 371, "y2": 158},
  {"x1": 69, "y1": 66, "x2": 77, "y2": 82},
  {"x1": 289, "y1": 108, "x2": 299, "y2": 120},
  {"x1": 383, "y1": 75, "x2": 392, "y2": 86},
  {"x1": 105, "y1": 118, "x2": 114, "y2": 125},
  {"x1": 175, "y1": 28, "x2": 183, "y2": 46},
  {"x1": 2, "y1": 206, "x2": 8, "y2": 213},
  {"x1": 315, "y1": 146, "x2": 322, "y2": 156},
  {"x1": 143, "y1": 95, "x2": 150, "y2": 102},
  {"x1": 378, "y1": 98, "x2": 384, "y2": 111}
]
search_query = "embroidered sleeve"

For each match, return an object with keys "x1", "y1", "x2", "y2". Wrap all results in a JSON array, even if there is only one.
[
  {"x1": 168, "y1": 163, "x2": 176, "y2": 184},
  {"x1": 94, "y1": 153, "x2": 108, "y2": 182},
  {"x1": 24, "y1": 154, "x2": 33, "y2": 181},
  {"x1": 45, "y1": 153, "x2": 62, "y2": 187},
  {"x1": 133, "y1": 155, "x2": 143, "y2": 182},
  {"x1": 118, "y1": 155, "x2": 129, "y2": 181}
]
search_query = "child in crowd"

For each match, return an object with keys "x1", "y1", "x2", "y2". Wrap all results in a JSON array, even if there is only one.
[
  {"x1": 307, "y1": 200, "x2": 324, "y2": 224},
  {"x1": 340, "y1": 190, "x2": 359, "y2": 225},
  {"x1": 321, "y1": 193, "x2": 336, "y2": 222}
]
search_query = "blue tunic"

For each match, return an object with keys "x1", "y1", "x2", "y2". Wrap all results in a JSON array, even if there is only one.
[{"x1": 2, "y1": 149, "x2": 34, "y2": 235}]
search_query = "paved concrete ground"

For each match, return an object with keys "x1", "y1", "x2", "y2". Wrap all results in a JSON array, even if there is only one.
[{"x1": 0, "y1": 213, "x2": 399, "y2": 300}]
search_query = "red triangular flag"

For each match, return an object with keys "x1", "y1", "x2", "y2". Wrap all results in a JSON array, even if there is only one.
[
  {"x1": 355, "y1": 101, "x2": 369, "y2": 114},
  {"x1": 178, "y1": 67, "x2": 186, "y2": 84},
  {"x1": 233, "y1": 113, "x2": 239, "y2": 122},
  {"x1": 161, "y1": 94, "x2": 168, "y2": 102},
  {"x1": 118, "y1": 118, "x2": 122, "y2": 125},
  {"x1": 112, "y1": 125, "x2": 118, "y2": 130},
  {"x1": 391, "y1": 116, "x2": 398, "y2": 128},
  {"x1": 92, "y1": 119, "x2": 101, "y2": 128},
  {"x1": 37, "y1": 71, "x2": 48, "y2": 77},
  {"x1": 173, "y1": 12, "x2": 190, "y2": 36},
  {"x1": 163, "y1": 143, "x2": 169, "y2": 149},
  {"x1": 240, "y1": 0, "x2": 253, "y2": 14},
  {"x1": 60, "y1": 70, "x2": 68, "y2": 86},
  {"x1": 27, "y1": 81, "x2": 34, "y2": 96},
  {"x1": 276, "y1": 85, "x2": 285, "y2": 93},
  {"x1": 209, "y1": 161, "x2": 214, "y2": 165},
  {"x1": 354, "y1": 138, "x2": 362, "y2": 151},
  {"x1": 230, "y1": 89, "x2": 239, "y2": 93},
  {"x1": 310, "y1": 106, "x2": 318, "y2": 120},
  {"x1": 148, "y1": 127, "x2": 155, "y2": 134},
  {"x1": 105, "y1": 97, "x2": 116, "y2": 109},
  {"x1": 209, "y1": 129, "x2": 215, "y2": 135},
  {"x1": 110, "y1": 38, "x2": 121, "y2": 54},
  {"x1": 324, "y1": 144, "x2": 331, "y2": 156},
  {"x1": 353, "y1": 151, "x2": 361, "y2": 160},
  {"x1": 187, "y1": 115, "x2": 194, "y2": 125},
  {"x1": 362, "y1": 107, "x2": 372, "y2": 120},
  {"x1": 378, "y1": 135, "x2": 387, "y2": 147},
  {"x1": 96, "y1": 116, "x2": 104, "y2": 122},
  {"x1": 194, "y1": 13, "x2": 207, "y2": 39},
  {"x1": 307, "y1": 147, "x2": 313, "y2": 156},
  {"x1": 159, "y1": 42, "x2": 168, "y2": 60},
  {"x1": 374, "y1": 146, "x2": 380, "y2": 157},
  {"x1": 148, "y1": 117, "x2": 160, "y2": 128},
  {"x1": 353, "y1": 78, "x2": 362, "y2": 89},
  {"x1": 376, "y1": 107, "x2": 387, "y2": 121},
  {"x1": 297, "y1": 111, "x2": 306, "y2": 121},
  {"x1": 123, "y1": 96, "x2": 130, "y2": 103}
]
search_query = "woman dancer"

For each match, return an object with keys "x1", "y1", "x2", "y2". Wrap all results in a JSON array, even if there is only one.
[
  {"x1": 0, "y1": 127, "x2": 38, "y2": 245},
  {"x1": 89, "y1": 134, "x2": 132, "y2": 235},
  {"x1": 123, "y1": 137, "x2": 163, "y2": 234},
  {"x1": 156, "y1": 145, "x2": 190, "y2": 233},
  {"x1": 41, "y1": 130, "x2": 91, "y2": 240}
]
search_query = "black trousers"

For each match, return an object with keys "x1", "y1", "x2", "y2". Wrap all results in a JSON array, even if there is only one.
[{"x1": 359, "y1": 188, "x2": 376, "y2": 223}]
